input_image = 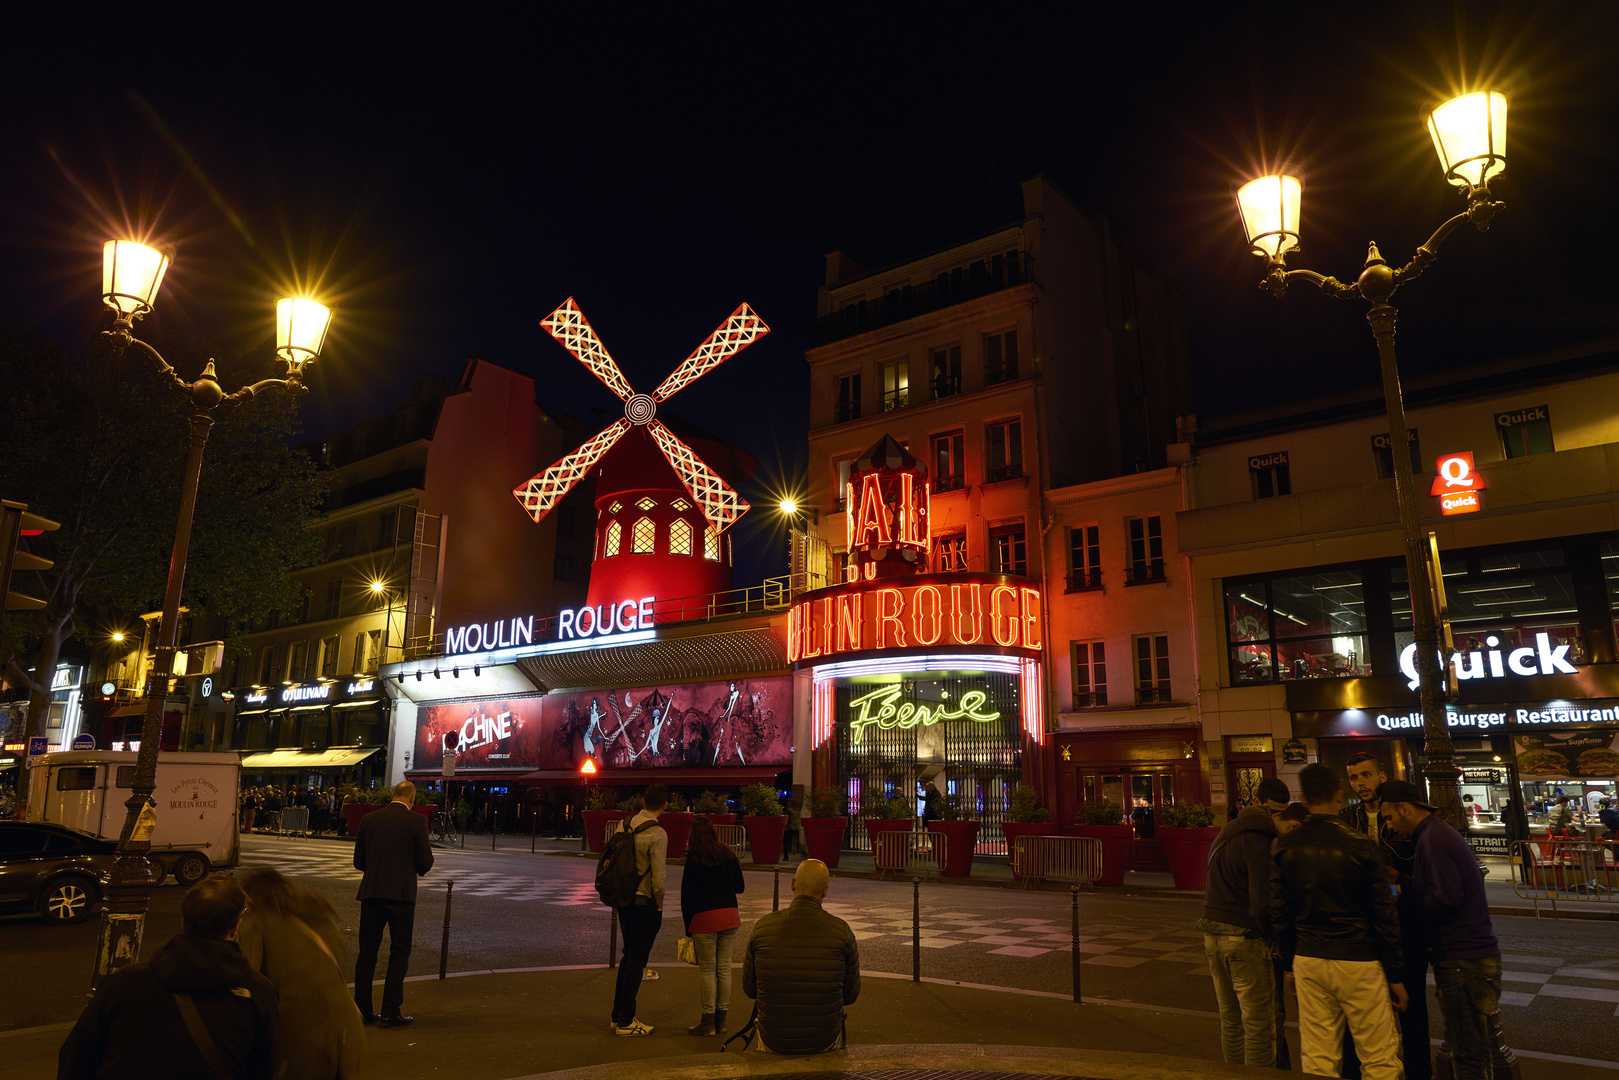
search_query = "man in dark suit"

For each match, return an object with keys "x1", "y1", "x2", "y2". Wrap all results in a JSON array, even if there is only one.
[{"x1": 354, "y1": 780, "x2": 435, "y2": 1027}]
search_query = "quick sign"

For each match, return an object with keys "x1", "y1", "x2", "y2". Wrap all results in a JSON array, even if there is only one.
[
  {"x1": 1495, "y1": 404, "x2": 1549, "y2": 429},
  {"x1": 787, "y1": 575, "x2": 1043, "y2": 664},
  {"x1": 1399, "y1": 632, "x2": 1576, "y2": 689},
  {"x1": 1430, "y1": 452, "x2": 1486, "y2": 516},
  {"x1": 1248, "y1": 451, "x2": 1288, "y2": 471}
]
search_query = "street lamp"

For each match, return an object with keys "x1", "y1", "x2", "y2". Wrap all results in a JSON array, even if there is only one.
[
  {"x1": 91, "y1": 239, "x2": 331, "y2": 984},
  {"x1": 1234, "y1": 90, "x2": 1507, "y2": 829}
]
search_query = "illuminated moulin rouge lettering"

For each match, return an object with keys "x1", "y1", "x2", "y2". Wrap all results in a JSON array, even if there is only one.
[
  {"x1": 845, "y1": 684, "x2": 1000, "y2": 745},
  {"x1": 558, "y1": 597, "x2": 655, "y2": 640},
  {"x1": 445, "y1": 616, "x2": 536, "y2": 656},
  {"x1": 787, "y1": 579, "x2": 1042, "y2": 663}
]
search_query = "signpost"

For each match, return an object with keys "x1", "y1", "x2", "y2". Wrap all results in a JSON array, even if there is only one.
[
  {"x1": 26, "y1": 736, "x2": 47, "y2": 763},
  {"x1": 71, "y1": 733, "x2": 96, "y2": 752}
]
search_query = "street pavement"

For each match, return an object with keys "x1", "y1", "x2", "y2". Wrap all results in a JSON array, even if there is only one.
[{"x1": 1, "y1": 832, "x2": 1616, "y2": 1078}]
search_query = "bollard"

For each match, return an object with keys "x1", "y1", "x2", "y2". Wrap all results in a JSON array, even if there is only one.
[
  {"x1": 773, "y1": 865, "x2": 781, "y2": 912},
  {"x1": 438, "y1": 879, "x2": 455, "y2": 980},
  {"x1": 1070, "y1": 885, "x2": 1081, "y2": 1003},
  {"x1": 531, "y1": 811, "x2": 537, "y2": 854},
  {"x1": 492, "y1": 816, "x2": 498, "y2": 851},
  {"x1": 608, "y1": 907, "x2": 618, "y2": 968},
  {"x1": 912, "y1": 877, "x2": 921, "y2": 983}
]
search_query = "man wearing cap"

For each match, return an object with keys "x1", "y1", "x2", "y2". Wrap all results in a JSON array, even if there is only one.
[{"x1": 1378, "y1": 780, "x2": 1502, "y2": 1080}]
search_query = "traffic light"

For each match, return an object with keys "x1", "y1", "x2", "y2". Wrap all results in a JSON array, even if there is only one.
[{"x1": 1, "y1": 499, "x2": 59, "y2": 611}]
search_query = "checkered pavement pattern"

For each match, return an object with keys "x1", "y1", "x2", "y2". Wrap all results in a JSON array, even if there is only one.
[
  {"x1": 822, "y1": 905, "x2": 1209, "y2": 965},
  {"x1": 1474, "y1": 954, "x2": 1619, "y2": 1016}
]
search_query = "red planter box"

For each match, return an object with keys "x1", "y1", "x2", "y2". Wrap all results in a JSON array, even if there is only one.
[
  {"x1": 1002, "y1": 821, "x2": 1058, "y2": 880},
  {"x1": 582, "y1": 809, "x2": 625, "y2": 854},
  {"x1": 1159, "y1": 825, "x2": 1221, "y2": 890},
  {"x1": 801, "y1": 817, "x2": 848, "y2": 868},
  {"x1": 342, "y1": 802, "x2": 381, "y2": 837},
  {"x1": 926, "y1": 820, "x2": 982, "y2": 877},
  {"x1": 659, "y1": 811, "x2": 694, "y2": 860},
  {"x1": 1072, "y1": 823, "x2": 1134, "y2": 886},
  {"x1": 743, "y1": 815, "x2": 787, "y2": 864}
]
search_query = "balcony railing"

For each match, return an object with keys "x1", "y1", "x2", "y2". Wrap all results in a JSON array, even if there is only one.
[
  {"x1": 933, "y1": 474, "x2": 964, "y2": 494},
  {"x1": 834, "y1": 402, "x2": 860, "y2": 423},
  {"x1": 811, "y1": 251, "x2": 1033, "y2": 347},
  {"x1": 882, "y1": 390, "x2": 908, "y2": 412},
  {"x1": 1065, "y1": 569, "x2": 1102, "y2": 592},
  {"x1": 932, "y1": 375, "x2": 961, "y2": 400},
  {"x1": 1135, "y1": 685, "x2": 1174, "y2": 706},
  {"x1": 985, "y1": 361, "x2": 1020, "y2": 386},
  {"x1": 1071, "y1": 691, "x2": 1108, "y2": 709},
  {"x1": 986, "y1": 462, "x2": 1024, "y2": 484},
  {"x1": 1125, "y1": 561, "x2": 1167, "y2": 585}
]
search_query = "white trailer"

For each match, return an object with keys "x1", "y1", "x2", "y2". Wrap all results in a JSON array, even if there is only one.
[{"x1": 27, "y1": 751, "x2": 240, "y2": 886}]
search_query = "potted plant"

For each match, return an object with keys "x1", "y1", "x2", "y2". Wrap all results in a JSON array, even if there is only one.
[
  {"x1": 410, "y1": 787, "x2": 439, "y2": 825},
  {"x1": 1072, "y1": 801, "x2": 1132, "y2": 886},
  {"x1": 864, "y1": 793, "x2": 916, "y2": 872},
  {"x1": 1159, "y1": 802, "x2": 1221, "y2": 890},
  {"x1": 581, "y1": 786, "x2": 623, "y2": 854},
  {"x1": 694, "y1": 789, "x2": 735, "y2": 825},
  {"x1": 341, "y1": 786, "x2": 388, "y2": 836},
  {"x1": 800, "y1": 788, "x2": 849, "y2": 869},
  {"x1": 659, "y1": 791, "x2": 694, "y2": 860},
  {"x1": 926, "y1": 794, "x2": 981, "y2": 877},
  {"x1": 739, "y1": 783, "x2": 787, "y2": 864},
  {"x1": 1002, "y1": 784, "x2": 1056, "y2": 881}
]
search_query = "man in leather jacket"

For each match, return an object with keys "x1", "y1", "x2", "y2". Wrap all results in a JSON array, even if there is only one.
[{"x1": 1272, "y1": 763, "x2": 1407, "y2": 1080}]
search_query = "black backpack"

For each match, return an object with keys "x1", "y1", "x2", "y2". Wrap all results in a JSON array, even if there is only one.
[{"x1": 595, "y1": 819, "x2": 657, "y2": 907}]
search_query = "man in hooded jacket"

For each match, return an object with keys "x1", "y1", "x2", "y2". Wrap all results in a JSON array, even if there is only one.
[{"x1": 59, "y1": 875, "x2": 279, "y2": 1080}]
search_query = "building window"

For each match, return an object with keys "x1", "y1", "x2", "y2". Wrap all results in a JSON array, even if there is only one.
[
  {"x1": 1126, "y1": 516, "x2": 1165, "y2": 584},
  {"x1": 985, "y1": 329, "x2": 1019, "y2": 385},
  {"x1": 609, "y1": 500, "x2": 623, "y2": 514},
  {"x1": 986, "y1": 419, "x2": 1023, "y2": 483},
  {"x1": 553, "y1": 554, "x2": 574, "y2": 580},
  {"x1": 604, "y1": 521, "x2": 622, "y2": 557},
  {"x1": 631, "y1": 517, "x2": 656, "y2": 554},
  {"x1": 1134, "y1": 635, "x2": 1171, "y2": 704},
  {"x1": 881, "y1": 360, "x2": 908, "y2": 411},
  {"x1": 1225, "y1": 568, "x2": 1369, "y2": 685},
  {"x1": 1497, "y1": 403, "x2": 1552, "y2": 458},
  {"x1": 557, "y1": 505, "x2": 577, "y2": 539},
  {"x1": 1071, "y1": 640, "x2": 1107, "y2": 708},
  {"x1": 933, "y1": 533, "x2": 967, "y2": 573},
  {"x1": 1249, "y1": 451, "x2": 1290, "y2": 499},
  {"x1": 990, "y1": 524, "x2": 1027, "y2": 576},
  {"x1": 671, "y1": 497, "x2": 692, "y2": 512},
  {"x1": 1067, "y1": 524, "x2": 1102, "y2": 591},
  {"x1": 932, "y1": 431, "x2": 964, "y2": 492},
  {"x1": 354, "y1": 629, "x2": 381, "y2": 674},
  {"x1": 288, "y1": 641, "x2": 309, "y2": 682},
  {"x1": 1373, "y1": 430, "x2": 1422, "y2": 480},
  {"x1": 704, "y1": 526, "x2": 720, "y2": 561},
  {"x1": 670, "y1": 518, "x2": 694, "y2": 556},
  {"x1": 324, "y1": 580, "x2": 342, "y2": 620},
  {"x1": 835, "y1": 371, "x2": 862, "y2": 422},
  {"x1": 835, "y1": 458, "x2": 856, "y2": 510},
  {"x1": 320, "y1": 636, "x2": 339, "y2": 678},
  {"x1": 636, "y1": 497, "x2": 657, "y2": 511},
  {"x1": 930, "y1": 345, "x2": 961, "y2": 399},
  {"x1": 259, "y1": 644, "x2": 284, "y2": 684},
  {"x1": 378, "y1": 510, "x2": 396, "y2": 550}
]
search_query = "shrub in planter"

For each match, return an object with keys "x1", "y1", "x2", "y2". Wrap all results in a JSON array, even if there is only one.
[
  {"x1": 1003, "y1": 784, "x2": 1057, "y2": 880},
  {"x1": 1007, "y1": 784, "x2": 1051, "y2": 824},
  {"x1": 802, "y1": 789, "x2": 848, "y2": 868},
  {"x1": 1159, "y1": 802, "x2": 1221, "y2": 890},
  {"x1": 1073, "y1": 801, "x2": 1132, "y2": 886},
  {"x1": 739, "y1": 784, "x2": 787, "y2": 864},
  {"x1": 617, "y1": 794, "x2": 644, "y2": 815},
  {"x1": 585, "y1": 787, "x2": 612, "y2": 812}
]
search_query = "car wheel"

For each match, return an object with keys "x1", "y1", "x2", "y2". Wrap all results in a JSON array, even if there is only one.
[
  {"x1": 172, "y1": 852, "x2": 209, "y2": 886},
  {"x1": 42, "y1": 876, "x2": 97, "y2": 925}
]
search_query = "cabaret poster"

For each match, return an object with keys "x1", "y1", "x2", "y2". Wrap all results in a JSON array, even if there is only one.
[{"x1": 412, "y1": 676, "x2": 793, "y2": 772}]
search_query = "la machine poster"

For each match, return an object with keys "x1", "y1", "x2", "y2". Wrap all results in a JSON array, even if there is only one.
[{"x1": 412, "y1": 676, "x2": 793, "y2": 772}]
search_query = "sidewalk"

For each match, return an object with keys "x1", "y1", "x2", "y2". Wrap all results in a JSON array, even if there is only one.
[{"x1": 8, "y1": 963, "x2": 1613, "y2": 1080}]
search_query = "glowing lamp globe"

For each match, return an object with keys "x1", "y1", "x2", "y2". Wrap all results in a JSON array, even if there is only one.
[
  {"x1": 1428, "y1": 92, "x2": 1507, "y2": 189},
  {"x1": 1236, "y1": 175, "x2": 1302, "y2": 260},
  {"x1": 275, "y1": 297, "x2": 333, "y2": 367},
  {"x1": 779, "y1": 498, "x2": 798, "y2": 515},
  {"x1": 102, "y1": 240, "x2": 170, "y2": 318}
]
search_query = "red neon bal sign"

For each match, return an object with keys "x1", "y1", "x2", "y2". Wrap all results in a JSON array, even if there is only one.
[{"x1": 1430, "y1": 451, "x2": 1485, "y2": 516}]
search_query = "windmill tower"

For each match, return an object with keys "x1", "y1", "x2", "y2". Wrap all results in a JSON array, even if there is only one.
[{"x1": 514, "y1": 298, "x2": 769, "y2": 618}]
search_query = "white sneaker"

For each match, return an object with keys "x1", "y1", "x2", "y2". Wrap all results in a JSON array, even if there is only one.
[
  {"x1": 642, "y1": 969, "x2": 660, "y2": 981},
  {"x1": 612, "y1": 1019, "x2": 654, "y2": 1037}
]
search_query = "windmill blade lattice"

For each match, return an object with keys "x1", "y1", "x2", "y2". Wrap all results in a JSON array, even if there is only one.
[
  {"x1": 514, "y1": 418, "x2": 631, "y2": 523},
  {"x1": 651, "y1": 303, "x2": 769, "y2": 402},
  {"x1": 646, "y1": 419, "x2": 751, "y2": 532},
  {"x1": 540, "y1": 298, "x2": 635, "y2": 401}
]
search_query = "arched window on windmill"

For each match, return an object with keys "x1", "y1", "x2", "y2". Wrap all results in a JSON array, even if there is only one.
[
  {"x1": 632, "y1": 517, "x2": 657, "y2": 554},
  {"x1": 604, "y1": 520, "x2": 622, "y2": 557},
  {"x1": 670, "y1": 518, "x2": 694, "y2": 556},
  {"x1": 704, "y1": 525, "x2": 720, "y2": 561}
]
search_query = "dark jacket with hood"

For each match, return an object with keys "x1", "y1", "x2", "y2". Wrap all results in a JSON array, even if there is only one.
[
  {"x1": 1200, "y1": 804, "x2": 1278, "y2": 937},
  {"x1": 59, "y1": 933, "x2": 279, "y2": 1080},
  {"x1": 743, "y1": 894, "x2": 860, "y2": 1054}
]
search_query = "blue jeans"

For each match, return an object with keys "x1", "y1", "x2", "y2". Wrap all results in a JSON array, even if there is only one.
[
  {"x1": 694, "y1": 927, "x2": 737, "y2": 1014},
  {"x1": 1201, "y1": 921, "x2": 1276, "y2": 1066},
  {"x1": 1434, "y1": 956, "x2": 1502, "y2": 1080}
]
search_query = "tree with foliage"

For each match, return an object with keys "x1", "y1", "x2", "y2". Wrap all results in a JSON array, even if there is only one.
[{"x1": 0, "y1": 325, "x2": 325, "y2": 813}]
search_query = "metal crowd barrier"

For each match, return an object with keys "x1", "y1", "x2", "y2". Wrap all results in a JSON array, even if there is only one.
[
  {"x1": 1013, "y1": 835, "x2": 1103, "y2": 891},
  {"x1": 279, "y1": 806, "x2": 310, "y2": 836},
  {"x1": 1508, "y1": 838, "x2": 1618, "y2": 917},
  {"x1": 874, "y1": 829, "x2": 942, "y2": 879},
  {"x1": 602, "y1": 818, "x2": 749, "y2": 854}
]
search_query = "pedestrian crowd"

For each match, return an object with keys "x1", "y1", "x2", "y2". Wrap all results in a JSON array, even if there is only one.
[
  {"x1": 1200, "y1": 752, "x2": 1504, "y2": 1080},
  {"x1": 240, "y1": 784, "x2": 352, "y2": 835}
]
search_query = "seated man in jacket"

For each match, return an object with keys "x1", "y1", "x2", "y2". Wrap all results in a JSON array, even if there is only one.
[{"x1": 743, "y1": 858, "x2": 859, "y2": 1053}]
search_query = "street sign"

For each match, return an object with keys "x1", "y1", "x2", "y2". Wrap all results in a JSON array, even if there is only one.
[
  {"x1": 71, "y1": 733, "x2": 96, "y2": 751},
  {"x1": 201, "y1": 676, "x2": 213, "y2": 698},
  {"x1": 26, "y1": 736, "x2": 47, "y2": 760},
  {"x1": 442, "y1": 750, "x2": 456, "y2": 778}
]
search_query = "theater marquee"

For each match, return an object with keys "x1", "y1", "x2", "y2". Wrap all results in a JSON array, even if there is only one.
[{"x1": 786, "y1": 573, "x2": 1044, "y2": 666}]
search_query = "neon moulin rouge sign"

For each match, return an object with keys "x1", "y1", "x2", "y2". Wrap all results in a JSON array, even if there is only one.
[
  {"x1": 787, "y1": 575, "x2": 1044, "y2": 665},
  {"x1": 442, "y1": 597, "x2": 658, "y2": 655}
]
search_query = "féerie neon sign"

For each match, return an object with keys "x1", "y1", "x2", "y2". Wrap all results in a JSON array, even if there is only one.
[{"x1": 846, "y1": 684, "x2": 1000, "y2": 745}]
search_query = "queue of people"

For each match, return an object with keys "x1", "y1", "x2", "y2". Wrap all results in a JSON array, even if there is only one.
[
  {"x1": 240, "y1": 784, "x2": 351, "y2": 835},
  {"x1": 1200, "y1": 755, "x2": 1505, "y2": 1080}
]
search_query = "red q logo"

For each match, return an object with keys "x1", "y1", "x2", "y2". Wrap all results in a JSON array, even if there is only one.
[{"x1": 1429, "y1": 452, "x2": 1485, "y2": 495}]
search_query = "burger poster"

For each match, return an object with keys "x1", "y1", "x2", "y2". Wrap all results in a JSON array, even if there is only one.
[{"x1": 1514, "y1": 731, "x2": 1619, "y2": 781}]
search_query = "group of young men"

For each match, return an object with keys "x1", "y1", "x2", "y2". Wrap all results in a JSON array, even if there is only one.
[{"x1": 1201, "y1": 752, "x2": 1503, "y2": 1080}]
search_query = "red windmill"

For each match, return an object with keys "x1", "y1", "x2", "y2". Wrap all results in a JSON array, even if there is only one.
[{"x1": 514, "y1": 298, "x2": 769, "y2": 615}]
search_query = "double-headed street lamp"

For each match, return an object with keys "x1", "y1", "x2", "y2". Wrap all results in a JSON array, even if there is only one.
[
  {"x1": 1235, "y1": 91, "x2": 1508, "y2": 829},
  {"x1": 94, "y1": 239, "x2": 332, "y2": 982}
]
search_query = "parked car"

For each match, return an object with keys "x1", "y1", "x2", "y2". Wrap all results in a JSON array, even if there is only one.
[{"x1": 0, "y1": 822, "x2": 120, "y2": 924}]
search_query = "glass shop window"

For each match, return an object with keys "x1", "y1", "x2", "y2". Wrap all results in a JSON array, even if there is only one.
[
  {"x1": 1225, "y1": 568, "x2": 1368, "y2": 685},
  {"x1": 1392, "y1": 545, "x2": 1580, "y2": 664}
]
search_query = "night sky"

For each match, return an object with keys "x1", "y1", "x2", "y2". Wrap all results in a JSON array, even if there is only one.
[{"x1": 3, "y1": 6, "x2": 1617, "y2": 585}]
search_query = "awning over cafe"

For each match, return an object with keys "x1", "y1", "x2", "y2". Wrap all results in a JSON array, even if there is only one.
[{"x1": 239, "y1": 746, "x2": 382, "y2": 770}]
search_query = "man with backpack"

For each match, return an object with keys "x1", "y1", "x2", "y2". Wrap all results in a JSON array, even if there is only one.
[{"x1": 598, "y1": 784, "x2": 669, "y2": 1036}]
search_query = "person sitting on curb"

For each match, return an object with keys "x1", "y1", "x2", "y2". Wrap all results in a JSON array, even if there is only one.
[{"x1": 742, "y1": 858, "x2": 859, "y2": 1053}]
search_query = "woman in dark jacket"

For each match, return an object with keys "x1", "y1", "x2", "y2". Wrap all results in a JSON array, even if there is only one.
[{"x1": 680, "y1": 816, "x2": 745, "y2": 1037}]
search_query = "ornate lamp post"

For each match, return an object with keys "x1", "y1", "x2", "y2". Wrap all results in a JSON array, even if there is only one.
[
  {"x1": 93, "y1": 239, "x2": 332, "y2": 982},
  {"x1": 1235, "y1": 91, "x2": 1508, "y2": 829}
]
